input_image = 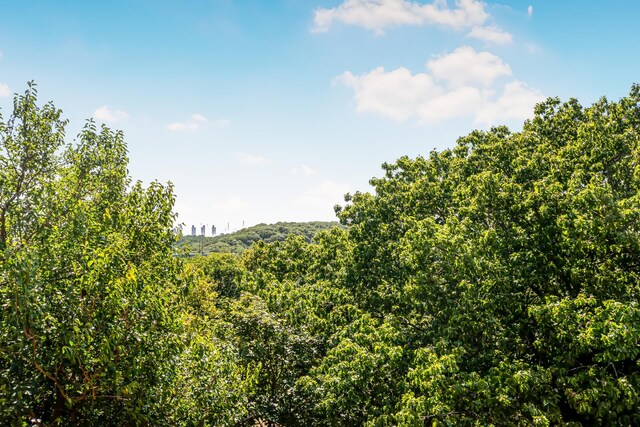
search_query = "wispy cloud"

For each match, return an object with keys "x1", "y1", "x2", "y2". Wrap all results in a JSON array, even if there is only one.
[
  {"x1": 292, "y1": 164, "x2": 318, "y2": 175},
  {"x1": 467, "y1": 25, "x2": 513, "y2": 45},
  {"x1": 0, "y1": 82, "x2": 10, "y2": 97},
  {"x1": 167, "y1": 114, "x2": 230, "y2": 131},
  {"x1": 93, "y1": 105, "x2": 130, "y2": 123},
  {"x1": 336, "y1": 45, "x2": 543, "y2": 125},
  {"x1": 313, "y1": 0, "x2": 489, "y2": 34},
  {"x1": 525, "y1": 42, "x2": 542, "y2": 54},
  {"x1": 212, "y1": 118, "x2": 232, "y2": 127},
  {"x1": 168, "y1": 113, "x2": 208, "y2": 131},
  {"x1": 167, "y1": 114, "x2": 203, "y2": 131},
  {"x1": 236, "y1": 151, "x2": 271, "y2": 165},
  {"x1": 527, "y1": 5, "x2": 533, "y2": 17}
]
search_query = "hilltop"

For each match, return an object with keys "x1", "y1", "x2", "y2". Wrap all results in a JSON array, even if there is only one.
[{"x1": 174, "y1": 221, "x2": 342, "y2": 255}]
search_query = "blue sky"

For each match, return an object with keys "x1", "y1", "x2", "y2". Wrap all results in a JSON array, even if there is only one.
[{"x1": 1, "y1": 1, "x2": 639, "y2": 232}]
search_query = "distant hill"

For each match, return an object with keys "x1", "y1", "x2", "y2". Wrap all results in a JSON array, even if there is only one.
[{"x1": 175, "y1": 221, "x2": 342, "y2": 255}]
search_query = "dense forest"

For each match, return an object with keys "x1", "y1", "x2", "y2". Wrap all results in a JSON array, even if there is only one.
[
  {"x1": 175, "y1": 222, "x2": 342, "y2": 255},
  {"x1": 2, "y1": 82, "x2": 640, "y2": 426}
]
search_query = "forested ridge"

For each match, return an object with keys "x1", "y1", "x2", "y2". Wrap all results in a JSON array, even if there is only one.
[
  {"x1": 2, "y1": 83, "x2": 640, "y2": 425},
  {"x1": 175, "y1": 222, "x2": 341, "y2": 255}
]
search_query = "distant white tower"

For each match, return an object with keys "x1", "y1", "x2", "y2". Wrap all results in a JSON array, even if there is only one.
[
  {"x1": 212, "y1": 225, "x2": 216, "y2": 236},
  {"x1": 200, "y1": 225, "x2": 206, "y2": 236},
  {"x1": 191, "y1": 225, "x2": 196, "y2": 236}
]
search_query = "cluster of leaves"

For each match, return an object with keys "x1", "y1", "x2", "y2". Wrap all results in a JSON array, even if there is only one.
[
  {"x1": 188, "y1": 86, "x2": 640, "y2": 426},
  {"x1": 175, "y1": 222, "x2": 342, "y2": 255},
  {"x1": 0, "y1": 84, "x2": 255, "y2": 426}
]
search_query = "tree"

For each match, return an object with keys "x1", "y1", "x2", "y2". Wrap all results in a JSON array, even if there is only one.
[
  {"x1": 333, "y1": 86, "x2": 640, "y2": 425},
  {"x1": 231, "y1": 85, "x2": 640, "y2": 425},
  {"x1": 0, "y1": 83, "x2": 250, "y2": 425}
]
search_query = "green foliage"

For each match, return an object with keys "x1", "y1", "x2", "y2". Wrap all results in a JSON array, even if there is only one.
[
  {"x1": 4, "y1": 82, "x2": 640, "y2": 426},
  {"x1": 175, "y1": 221, "x2": 342, "y2": 255},
  {"x1": 185, "y1": 252, "x2": 245, "y2": 299},
  {"x1": 0, "y1": 83, "x2": 251, "y2": 425},
  {"x1": 328, "y1": 86, "x2": 640, "y2": 425},
  {"x1": 299, "y1": 314, "x2": 405, "y2": 426},
  {"x1": 189, "y1": 232, "x2": 353, "y2": 426},
  {"x1": 208, "y1": 85, "x2": 640, "y2": 426},
  {"x1": 222, "y1": 293, "x2": 318, "y2": 426}
]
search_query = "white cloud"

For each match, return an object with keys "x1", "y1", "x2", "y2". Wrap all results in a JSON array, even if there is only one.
[
  {"x1": 336, "y1": 46, "x2": 543, "y2": 125},
  {"x1": 190, "y1": 113, "x2": 208, "y2": 122},
  {"x1": 467, "y1": 25, "x2": 513, "y2": 45},
  {"x1": 336, "y1": 67, "x2": 442, "y2": 121},
  {"x1": 168, "y1": 114, "x2": 230, "y2": 131},
  {"x1": 298, "y1": 180, "x2": 350, "y2": 208},
  {"x1": 418, "y1": 85, "x2": 486, "y2": 122},
  {"x1": 93, "y1": 105, "x2": 130, "y2": 123},
  {"x1": 527, "y1": 5, "x2": 533, "y2": 17},
  {"x1": 313, "y1": 0, "x2": 488, "y2": 34},
  {"x1": 292, "y1": 164, "x2": 318, "y2": 175},
  {"x1": 167, "y1": 113, "x2": 209, "y2": 131},
  {"x1": 474, "y1": 80, "x2": 545, "y2": 125},
  {"x1": 0, "y1": 83, "x2": 10, "y2": 97},
  {"x1": 236, "y1": 151, "x2": 271, "y2": 165},
  {"x1": 215, "y1": 195, "x2": 249, "y2": 212},
  {"x1": 427, "y1": 46, "x2": 511, "y2": 87}
]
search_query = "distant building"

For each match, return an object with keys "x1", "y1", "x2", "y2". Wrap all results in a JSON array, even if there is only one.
[
  {"x1": 200, "y1": 225, "x2": 206, "y2": 236},
  {"x1": 211, "y1": 225, "x2": 216, "y2": 237},
  {"x1": 191, "y1": 225, "x2": 196, "y2": 236}
]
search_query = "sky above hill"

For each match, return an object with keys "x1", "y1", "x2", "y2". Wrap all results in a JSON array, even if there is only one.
[{"x1": 1, "y1": 1, "x2": 639, "y2": 231}]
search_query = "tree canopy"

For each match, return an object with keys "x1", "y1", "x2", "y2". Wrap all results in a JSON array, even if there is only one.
[
  {"x1": 2, "y1": 82, "x2": 640, "y2": 426},
  {"x1": 210, "y1": 85, "x2": 640, "y2": 426},
  {"x1": 0, "y1": 83, "x2": 253, "y2": 425}
]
